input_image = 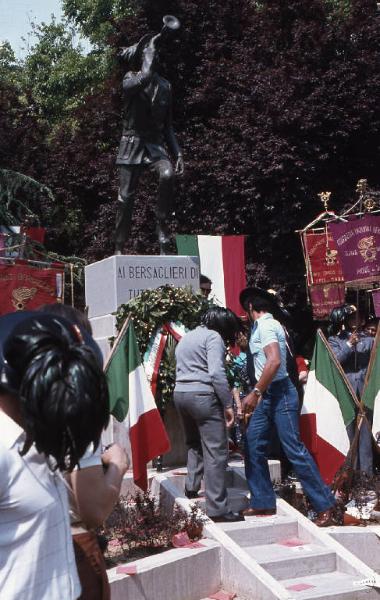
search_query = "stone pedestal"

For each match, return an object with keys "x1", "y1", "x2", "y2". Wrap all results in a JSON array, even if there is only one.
[{"x1": 85, "y1": 254, "x2": 200, "y2": 359}]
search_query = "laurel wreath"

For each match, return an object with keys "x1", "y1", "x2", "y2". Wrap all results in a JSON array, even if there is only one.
[{"x1": 115, "y1": 285, "x2": 210, "y2": 411}]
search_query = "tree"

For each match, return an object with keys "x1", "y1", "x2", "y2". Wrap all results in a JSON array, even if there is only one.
[
  {"x1": 62, "y1": 0, "x2": 135, "y2": 47},
  {"x1": 3, "y1": 0, "x2": 380, "y2": 318},
  {"x1": 21, "y1": 19, "x2": 108, "y2": 124}
]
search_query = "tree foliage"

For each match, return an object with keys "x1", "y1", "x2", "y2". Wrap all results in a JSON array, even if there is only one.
[
  {"x1": 1, "y1": 0, "x2": 380, "y2": 316},
  {"x1": 22, "y1": 19, "x2": 108, "y2": 123},
  {"x1": 62, "y1": 0, "x2": 135, "y2": 46}
]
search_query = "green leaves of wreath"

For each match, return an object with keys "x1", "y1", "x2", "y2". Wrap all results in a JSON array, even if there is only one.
[{"x1": 115, "y1": 285, "x2": 210, "y2": 411}]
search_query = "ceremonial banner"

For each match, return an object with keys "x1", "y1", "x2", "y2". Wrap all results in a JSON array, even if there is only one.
[
  {"x1": 309, "y1": 283, "x2": 346, "y2": 320},
  {"x1": 176, "y1": 235, "x2": 246, "y2": 316},
  {"x1": 106, "y1": 321, "x2": 170, "y2": 491},
  {"x1": 300, "y1": 330, "x2": 356, "y2": 483},
  {"x1": 0, "y1": 264, "x2": 64, "y2": 315},
  {"x1": 372, "y1": 289, "x2": 380, "y2": 318},
  {"x1": 20, "y1": 226, "x2": 46, "y2": 245},
  {"x1": 329, "y1": 215, "x2": 380, "y2": 283},
  {"x1": 302, "y1": 231, "x2": 344, "y2": 285}
]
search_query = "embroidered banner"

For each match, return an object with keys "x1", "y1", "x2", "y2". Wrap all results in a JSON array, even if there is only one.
[
  {"x1": 329, "y1": 215, "x2": 380, "y2": 283},
  {"x1": 302, "y1": 231, "x2": 344, "y2": 285},
  {"x1": 309, "y1": 283, "x2": 346, "y2": 320},
  {"x1": 0, "y1": 264, "x2": 64, "y2": 315}
]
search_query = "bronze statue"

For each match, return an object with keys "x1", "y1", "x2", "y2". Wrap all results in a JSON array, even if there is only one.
[{"x1": 115, "y1": 16, "x2": 184, "y2": 255}]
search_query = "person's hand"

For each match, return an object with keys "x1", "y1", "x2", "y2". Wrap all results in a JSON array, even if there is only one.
[
  {"x1": 224, "y1": 407, "x2": 235, "y2": 428},
  {"x1": 348, "y1": 332, "x2": 359, "y2": 346},
  {"x1": 175, "y1": 154, "x2": 184, "y2": 175},
  {"x1": 242, "y1": 391, "x2": 259, "y2": 415},
  {"x1": 102, "y1": 444, "x2": 129, "y2": 476}
]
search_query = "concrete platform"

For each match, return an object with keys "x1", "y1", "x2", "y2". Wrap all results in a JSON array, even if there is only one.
[
  {"x1": 108, "y1": 538, "x2": 221, "y2": 600},
  {"x1": 281, "y1": 570, "x2": 376, "y2": 599},
  {"x1": 151, "y1": 469, "x2": 380, "y2": 599},
  {"x1": 328, "y1": 525, "x2": 380, "y2": 573}
]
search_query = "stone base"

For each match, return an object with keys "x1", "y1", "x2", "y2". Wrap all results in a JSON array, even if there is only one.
[{"x1": 85, "y1": 254, "x2": 200, "y2": 319}]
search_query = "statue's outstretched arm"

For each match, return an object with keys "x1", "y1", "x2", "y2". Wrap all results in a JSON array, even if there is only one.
[{"x1": 122, "y1": 35, "x2": 158, "y2": 97}]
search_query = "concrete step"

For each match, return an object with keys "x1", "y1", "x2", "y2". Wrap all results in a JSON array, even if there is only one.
[
  {"x1": 281, "y1": 571, "x2": 374, "y2": 599},
  {"x1": 245, "y1": 541, "x2": 336, "y2": 580},
  {"x1": 217, "y1": 515, "x2": 299, "y2": 547}
]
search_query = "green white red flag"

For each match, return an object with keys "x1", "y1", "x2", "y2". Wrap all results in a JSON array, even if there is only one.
[
  {"x1": 105, "y1": 320, "x2": 170, "y2": 491},
  {"x1": 300, "y1": 330, "x2": 356, "y2": 483},
  {"x1": 362, "y1": 328, "x2": 380, "y2": 440},
  {"x1": 176, "y1": 234, "x2": 246, "y2": 316}
]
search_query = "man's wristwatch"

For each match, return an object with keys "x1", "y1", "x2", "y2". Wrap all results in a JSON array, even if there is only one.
[{"x1": 253, "y1": 387, "x2": 262, "y2": 397}]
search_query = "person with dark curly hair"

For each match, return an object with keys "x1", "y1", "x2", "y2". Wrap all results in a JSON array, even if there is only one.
[
  {"x1": 38, "y1": 303, "x2": 129, "y2": 600},
  {"x1": 0, "y1": 311, "x2": 123, "y2": 600},
  {"x1": 174, "y1": 306, "x2": 243, "y2": 522}
]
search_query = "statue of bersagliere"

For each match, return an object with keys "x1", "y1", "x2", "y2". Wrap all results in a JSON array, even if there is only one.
[{"x1": 115, "y1": 16, "x2": 184, "y2": 255}]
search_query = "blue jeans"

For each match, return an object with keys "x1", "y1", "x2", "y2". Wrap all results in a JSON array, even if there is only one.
[{"x1": 245, "y1": 377, "x2": 335, "y2": 513}]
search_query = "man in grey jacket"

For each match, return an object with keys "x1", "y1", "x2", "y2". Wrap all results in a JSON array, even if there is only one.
[{"x1": 174, "y1": 307, "x2": 243, "y2": 522}]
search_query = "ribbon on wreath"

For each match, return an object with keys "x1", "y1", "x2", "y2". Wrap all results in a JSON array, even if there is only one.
[{"x1": 143, "y1": 322, "x2": 187, "y2": 396}]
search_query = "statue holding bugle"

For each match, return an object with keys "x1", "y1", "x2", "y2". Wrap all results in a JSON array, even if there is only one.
[{"x1": 115, "y1": 16, "x2": 184, "y2": 255}]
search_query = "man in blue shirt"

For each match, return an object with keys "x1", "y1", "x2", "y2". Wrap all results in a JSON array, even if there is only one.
[{"x1": 240, "y1": 287, "x2": 336, "y2": 527}]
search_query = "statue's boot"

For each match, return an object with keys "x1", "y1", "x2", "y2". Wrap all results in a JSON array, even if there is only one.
[{"x1": 157, "y1": 222, "x2": 172, "y2": 255}]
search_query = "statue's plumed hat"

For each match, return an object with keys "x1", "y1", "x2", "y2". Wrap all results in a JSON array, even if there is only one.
[{"x1": 118, "y1": 34, "x2": 152, "y2": 70}]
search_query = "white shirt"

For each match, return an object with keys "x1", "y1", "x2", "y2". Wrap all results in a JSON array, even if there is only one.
[{"x1": 0, "y1": 410, "x2": 81, "y2": 600}]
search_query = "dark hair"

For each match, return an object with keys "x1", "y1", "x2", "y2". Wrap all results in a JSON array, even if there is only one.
[
  {"x1": 200, "y1": 274, "x2": 212, "y2": 285},
  {"x1": 201, "y1": 306, "x2": 241, "y2": 344},
  {"x1": 247, "y1": 296, "x2": 274, "y2": 313},
  {"x1": 4, "y1": 315, "x2": 109, "y2": 471},
  {"x1": 328, "y1": 304, "x2": 356, "y2": 336},
  {"x1": 39, "y1": 303, "x2": 92, "y2": 334}
]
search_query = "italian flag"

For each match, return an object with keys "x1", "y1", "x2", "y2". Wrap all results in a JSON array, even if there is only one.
[
  {"x1": 300, "y1": 330, "x2": 356, "y2": 484},
  {"x1": 362, "y1": 330, "x2": 380, "y2": 439},
  {"x1": 105, "y1": 320, "x2": 170, "y2": 491},
  {"x1": 176, "y1": 234, "x2": 246, "y2": 316}
]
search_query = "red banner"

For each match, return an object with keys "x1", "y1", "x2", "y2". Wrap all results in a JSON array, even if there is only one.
[
  {"x1": 309, "y1": 283, "x2": 346, "y2": 320},
  {"x1": 20, "y1": 226, "x2": 46, "y2": 245},
  {"x1": 329, "y1": 215, "x2": 380, "y2": 283},
  {"x1": 0, "y1": 264, "x2": 64, "y2": 316},
  {"x1": 303, "y1": 231, "x2": 344, "y2": 285}
]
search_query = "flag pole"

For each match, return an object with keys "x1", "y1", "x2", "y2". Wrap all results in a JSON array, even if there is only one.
[{"x1": 104, "y1": 314, "x2": 131, "y2": 373}]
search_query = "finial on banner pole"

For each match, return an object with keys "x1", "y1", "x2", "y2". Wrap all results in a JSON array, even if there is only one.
[{"x1": 318, "y1": 191, "x2": 331, "y2": 212}]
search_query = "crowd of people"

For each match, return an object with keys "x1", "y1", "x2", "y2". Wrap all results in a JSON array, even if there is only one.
[
  {"x1": 174, "y1": 286, "x2": 378, "y2": 526},
  {"x1": 0, "y1": 285, "x2": 378, "y2": 599}
]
